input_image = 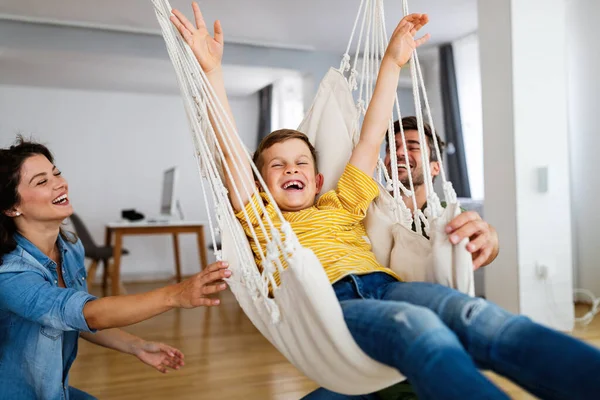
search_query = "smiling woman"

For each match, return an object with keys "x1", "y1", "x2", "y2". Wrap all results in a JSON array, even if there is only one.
[
  {"x1": 0, "y1": 139, "x2": 74, "y2": 256},
  {"x1": 0, "y1": 136, "x2": 232, "y2": 400},
  {"x1": 12, "y1": 155, "x2": 72, "y2": 229}
]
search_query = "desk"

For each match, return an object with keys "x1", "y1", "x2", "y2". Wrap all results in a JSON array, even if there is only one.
[{"x1": 105, "y1": 221, "x2": 208, "y2": 296}]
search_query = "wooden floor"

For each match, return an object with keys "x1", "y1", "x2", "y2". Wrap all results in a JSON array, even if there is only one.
[{"x1": 70, "y1": 282, "x2": 600, "y2": 400}]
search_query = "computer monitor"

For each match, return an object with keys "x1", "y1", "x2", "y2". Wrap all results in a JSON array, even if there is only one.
[{"x1": 160, "y1": 167, "x2": 178, "y2": 216}]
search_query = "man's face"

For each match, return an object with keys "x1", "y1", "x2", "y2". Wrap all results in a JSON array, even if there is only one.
[{"x1": 383, "y1": 129, "x2": 440, "y2": 188}]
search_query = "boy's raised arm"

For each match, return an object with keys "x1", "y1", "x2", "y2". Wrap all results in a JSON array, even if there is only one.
[
  {"x1": 349, "y1": 14, "x2": 430, "y2": 177},
  {"x1": 171, "y1": 2, "x2": 253, "y2": 212}
]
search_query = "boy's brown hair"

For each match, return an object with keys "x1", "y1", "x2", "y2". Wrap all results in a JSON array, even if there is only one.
[{"x1": 252, "y1": 129, "x2": 319, "y2": 174}]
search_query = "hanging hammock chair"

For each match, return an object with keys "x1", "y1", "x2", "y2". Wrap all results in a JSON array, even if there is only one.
[{"x1": 151, "y1": 0, "x2": 474, "y2": 394}]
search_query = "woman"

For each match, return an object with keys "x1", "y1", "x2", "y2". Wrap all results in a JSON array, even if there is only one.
[{"x1": 0, "y1": 137, "x2": 231, "y2": 399}]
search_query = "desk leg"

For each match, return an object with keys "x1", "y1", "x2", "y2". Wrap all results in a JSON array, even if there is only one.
[
  {"x1": 197, "y1": 227, "x2": 208, "y2": 271},
  {"x1": 104, "y1": 227, "x2": 111, "y2": 247},
  {"x1": 103, "y1": 227, "x2": 112, "y2": 296},
  {"x1": 112, "y1": 231, "x2": 123, "y2": 296},
  {"x1": 86, "y1": 260, "x2": 98, "y2": 289},
  {"x1": 172, "y1": 233, "x2": 182, "y2": 282}
]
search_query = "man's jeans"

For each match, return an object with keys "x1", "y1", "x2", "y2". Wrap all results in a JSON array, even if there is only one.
[{"x1": 303, "y1": 272, "x2": 600, "y2": 400}]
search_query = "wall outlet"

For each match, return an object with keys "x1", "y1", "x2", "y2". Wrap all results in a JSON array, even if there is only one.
[
  {"x1": 536, "y1": 166, "x2": 549, "y2": 193},
  {"x1": 535, "y1": 263, "x2": 549, "y2": 280}
]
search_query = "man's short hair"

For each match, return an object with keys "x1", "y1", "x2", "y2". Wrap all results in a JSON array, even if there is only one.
[{"x1": 386, "y1": 116, "x2": 446, "y2": 162}]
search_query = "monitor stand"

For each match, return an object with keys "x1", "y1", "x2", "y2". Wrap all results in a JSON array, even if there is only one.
[
  {"x1": 147, "y1": 199, "x2": 184, "y2": 223},
  {"x1": 176, "y1": 199, "x2": 185, "y2": 220}
]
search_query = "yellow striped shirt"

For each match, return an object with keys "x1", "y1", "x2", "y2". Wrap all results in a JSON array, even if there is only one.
[{"x1": 236, "y1": 163, "x2": 400, "y2": 286}]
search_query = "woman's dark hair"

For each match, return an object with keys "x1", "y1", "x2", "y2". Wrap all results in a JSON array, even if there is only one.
[{"x1": 0, "y1": 137, "x2": 65, "y2": 264}]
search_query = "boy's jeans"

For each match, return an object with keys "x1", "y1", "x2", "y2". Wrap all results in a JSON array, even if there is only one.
[{"x1": 303, "y1": 272, "x2": 600, "y2": 400}]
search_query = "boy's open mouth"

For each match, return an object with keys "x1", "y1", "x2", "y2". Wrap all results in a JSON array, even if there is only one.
[{"x1": 282, "y1": 180, "x2": 305, "y2": 191}]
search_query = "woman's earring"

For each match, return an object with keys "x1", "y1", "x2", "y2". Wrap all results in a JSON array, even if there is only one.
[{"x1": 14, "y1": 212, "x2": 21, "y2": 217}]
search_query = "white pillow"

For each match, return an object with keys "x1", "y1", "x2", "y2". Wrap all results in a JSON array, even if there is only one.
[
  {"x1": 389, "y1": 222, "x2": 434, "y2": 283},
  {"x1": 364, "y1": 184, "x2": 397, "y2": 268},
  {"x1": 297, "y1": 68, "x2": 358, "y2": 195},
  {"x1": 430, "y1": 202, "x2": 475, "y2": 296}
]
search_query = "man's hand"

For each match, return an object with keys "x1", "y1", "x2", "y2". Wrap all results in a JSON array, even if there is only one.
[
  {"x1": 445, "y1": 211, "x2": 499, "y2": 269},
  {"x1": 168, "y1": 261, "x2": 231, "y2": 308}
]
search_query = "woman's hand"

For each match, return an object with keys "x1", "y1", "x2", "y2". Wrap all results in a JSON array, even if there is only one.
[
  {"x1": 167, "y1": 261, "x2": 230, "y2": 308},
  {"x1": 133, "y1": 340, "x2": 185, "y2": 374}
]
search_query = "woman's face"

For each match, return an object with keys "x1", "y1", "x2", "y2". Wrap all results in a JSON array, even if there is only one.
[{"x1": 12, "y1": 154, "x2": 73, "y2": 224}]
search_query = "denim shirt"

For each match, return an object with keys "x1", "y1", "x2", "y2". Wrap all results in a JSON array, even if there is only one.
[{"x1": 0, "y1": 232, "x2": 97, "y2": 400}]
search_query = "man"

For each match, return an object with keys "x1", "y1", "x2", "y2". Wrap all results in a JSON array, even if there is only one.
[{"x1": 383, "y1": 116, "x2": 499, "y2": 269}]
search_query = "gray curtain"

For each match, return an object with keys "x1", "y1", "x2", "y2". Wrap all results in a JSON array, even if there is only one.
[
  {"x1": 256, "y1": 84, "x2": 273, "y2": 149},
  {"x1": 439, "y1": 44, "x2": 471, "y2": 198}
]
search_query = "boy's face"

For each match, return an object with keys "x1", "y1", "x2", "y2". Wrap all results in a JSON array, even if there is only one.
[{"x1": 259, "y1": 138, "x2": 323, "y2": 212}]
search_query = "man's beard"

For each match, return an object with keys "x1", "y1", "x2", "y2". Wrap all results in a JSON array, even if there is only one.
[{"x1": 399, "y1": 166, "x2": 425, "y2": 188}]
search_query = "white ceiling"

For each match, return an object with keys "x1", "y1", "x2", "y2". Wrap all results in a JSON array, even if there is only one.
[
  {"x1": 0, "y1": 0, "x2": 477, "y2": 96},
  {"x1": 0, "y1": 0, "x2": 477, "y2": 51},
  {"x1": 0, "y1": 46, "x2": 300, "y2": 97}
]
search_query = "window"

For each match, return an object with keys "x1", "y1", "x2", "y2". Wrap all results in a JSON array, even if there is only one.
[{"x1": 453, "y1": 33, "x2": 484, "y2": 200}]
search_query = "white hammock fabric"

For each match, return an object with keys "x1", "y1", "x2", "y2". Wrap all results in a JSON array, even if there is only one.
[{"x1": 151, "y1": 0, "x2": 473, "y2": 394}]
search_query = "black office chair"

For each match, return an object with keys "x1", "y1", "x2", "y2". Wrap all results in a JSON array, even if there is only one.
[{"x1": 70, "y1": 213, "x2": 129, "y2": 296}]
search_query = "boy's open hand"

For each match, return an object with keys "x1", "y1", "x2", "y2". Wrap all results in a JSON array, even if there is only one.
[
  {"x1": 386, "y1": 13, "x2": 430, "y2": 68},
  {"x1": 171, "y1": 2, "x2": 223, "y2": 74}
]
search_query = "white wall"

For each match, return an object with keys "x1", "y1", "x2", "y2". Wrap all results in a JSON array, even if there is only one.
[
  {"x1": 0, "y1": 84, "x2": 258, "y2": 281},
  {"x1": 567, "y1": 0, "x2": 600, "y2": 297},
  {"x1": 479, "y1": 0, "x2": 573, "y2": 329}
]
